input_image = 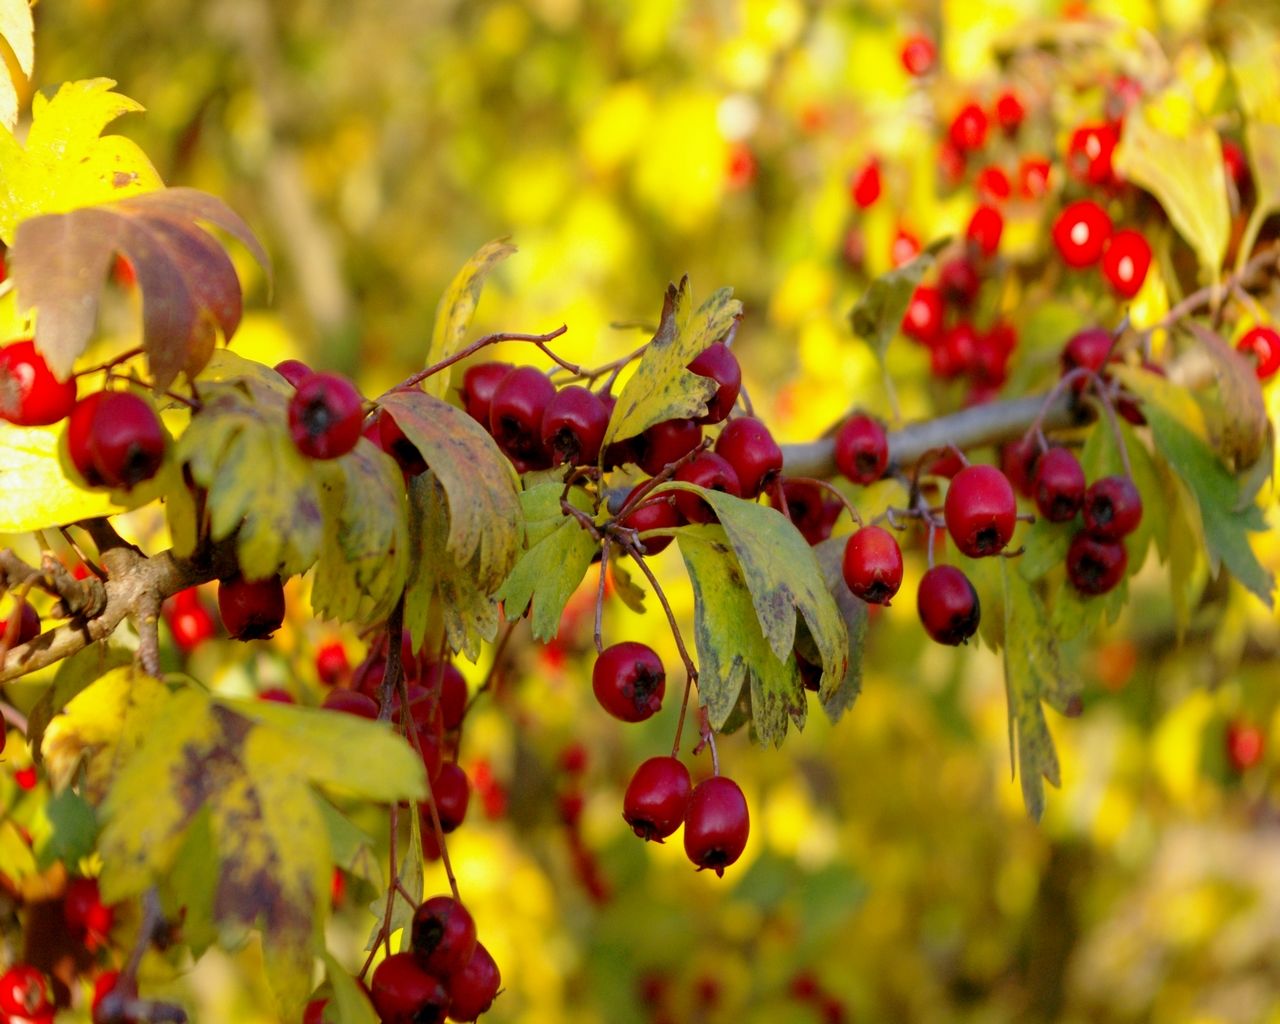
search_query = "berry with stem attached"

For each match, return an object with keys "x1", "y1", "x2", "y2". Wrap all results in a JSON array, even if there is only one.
[
  {"x1": 917, "y1": 565, "x2": 981, "y2": 645},
  {"x1": 1066, "y1": 533, "x2": 1128, "y2": 595},
  {"x1": 618, "y1": 485, "x2": 681, "y2": 556},
  {"x1": 370, "y1": 952, "x2": 450, "y2": 1024},
  {"x1": 623, "y1": 756, "x2": 692, "y2": 842},
  {"x1": 541, "y1": 385, "x2": 609, "y2": 466},
  {"x1": 842, "y1": 526, "x2": 904, "y2": 605},
  {"x1": 834, "y1": 415, "x2": 888, "y2": 485},
  {"x1": 714, "y1": 416, "x2": 782, "y2": 498},
  {"x1": 1061, "y1": 327, "x2": 1115, "y2": 388},
  {"x1": 218, "y1": 575, "x2": 286, "y2": 641},
  {"x1": 1082, "y1": 475, "x2": 1143, "y2": 540},
  {"x1": 378, "y1": 412, "x2": 429, "y2": 476},
  {"x1": 683, "y1": 775, "x2": 750, "y2": 876},
  {"x1": 288, "y1": 372, "x2": 364, "y2": 460},
  {"x1": 84, "y1": 392, "x2": 168, "y2": 488},
  {"x1": 447, "y1": 942, "x2": 502, "y2": 1021},
  {"x1": 9, "y1": 600, "x2": 40, "y2": 646},
  {"x1": 0, "y1": 340, "x2": 77, "y2": 426},
  {"x1": 411, "y1": 895, "x2": 477, "y2": 976},
  {"x1": 687, "y1": 342, "x2": 742, "y2": 423},
  {"x1": 488, "y1": 366, "x2": 555, "y2": 463},
  {"x1": 637, "y1": 418, "x2": 702, "y2": 476},
  {"x1": 593, "y1": 642, "x2": 666, "y2": 723},
  {"x1": 1033, "y1": 447, "x2": 1086, "y2": 522},
  {"x1": 944, "y1": 465, "x2": 1017, "y2": 557},
  {"x1": 672, "y1": 452, "x2": 741, "y2": 524}
]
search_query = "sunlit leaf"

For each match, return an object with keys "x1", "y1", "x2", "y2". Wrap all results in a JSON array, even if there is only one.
[
  {"x1": 849, "y1": 237, "x2": 947, "y2": 360},
  {"x1": 425, "y1": 238, "x2": 516, "y2": 400},
  {"x1": 324, "y1": 952, "x2": 379, "y2": 1024},
  {"x1": 1019, "y1": 519, "x2": 1072, "y2": 582},
  {"x1": 0, "y1": 0, "x2": 34, "y2": 132},
  {"x1": 0, "y1": 421, "x2": 119, "y2": 531},
  {"x1": 1183, "y1": 322, "x2": 1269, "y2": 470}
]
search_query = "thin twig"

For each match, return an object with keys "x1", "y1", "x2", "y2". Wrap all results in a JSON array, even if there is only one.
[{"x1": 392, "y1": 325, "x2": 569, "y2": 394}]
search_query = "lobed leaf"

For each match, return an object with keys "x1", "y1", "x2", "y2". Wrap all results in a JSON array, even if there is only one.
[{"x1": 425, "y1": 238, "x2": 517, "y2": 400}]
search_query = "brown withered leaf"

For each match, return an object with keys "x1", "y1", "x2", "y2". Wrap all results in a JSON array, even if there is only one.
[{"x1": 11, "y1": 187, "x2": 271, "y2": 387}]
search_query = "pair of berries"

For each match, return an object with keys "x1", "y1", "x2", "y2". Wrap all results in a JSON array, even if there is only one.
[
  {"x1": 1052, "y1": 201, "x2": 1151, "y2": 298},
  {"x1": 623, "y1": 759, "x2": 750, "y2": 876},
  {"x1": 67, "y1": 390, "x2": 167, "y2": 489}
]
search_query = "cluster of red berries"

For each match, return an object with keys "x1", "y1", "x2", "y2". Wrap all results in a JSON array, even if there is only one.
[{"x1": 1052, "y1": 199, "x2": 1151, "y2": 298}]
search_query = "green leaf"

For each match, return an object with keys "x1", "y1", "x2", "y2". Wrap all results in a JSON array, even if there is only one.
[
  {"x1": 0, "y1": 0, "x2": 34, "y2": 132},
  {"x1": 661, "y1": 485, "x2": 848, "y2": 697},
  {"x1": 601, "y1": 278, "x2": 741, "y2": 448},
  {"x1": 0, "y1": 421, "x2": 119, "y2": 531},
  {"x1": 33, "y1": 787, "x2": 97, "y2": 870},
  {"x1": 811, "y1": 538, "x2": 866, "y2": 724},
  {"x1": 324, "y1": 952, "x2": 379, "y2": 1024},
  {"x1": 849, "y1": 237, "x2": 947, "y2": 360},
  {"x1": 1019, "y1": 519, "x2": 1072, "y2": 582},
  {"x1": 1079, "y1": 417, "x2": 1167, "y2": 573},
  {"x1": 1182, "y1": 322, "x2": 1269, "y2": 471},
  {"x1": 676, "y1": 526, "x2": 802, "y2": 745},
  {"x1": 425, "y1": 239, "x2": 516, "y2": 400},
  {"x1": 0, "y1": 821, "x2": 36, "y2": 883},
  {"x1": 1113, "y1": 88, "x2": 1230, "y2": 280},
  {"x1": 608, "y1": 557, "x2": 646, "y2": 614}
]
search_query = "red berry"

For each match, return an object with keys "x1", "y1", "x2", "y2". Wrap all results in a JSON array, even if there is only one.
[
  {"x1": 1236, "y1": 326, "x2": 1280, "y2": 380},
  {"x1": 288, "y1": 372, "x2": 364, "y2": 460},
  {"x1": 1032, "y1": 447, "x2": 1086, "y2": 522},
  {"x1": 841, "y1": 526, "x2": 904, "y2": 605},
  {"x1": 446, "y1": 942, "x2": 501, "y2": 1021},
  {"x1": 890, "y1": 227, "x2": 921, "y2": 267},
  {"x1": 902, "y1": 285, "x2": 943, "y2": 346},
  {"x1": 423, "y1": 661, "x2": 468, "y2": 731},
  {"x1": 1066, "y1": 532, "x2": 1127, "y2": 595},
  {"x1": 431, "y1": 762, "x2": 471, "y2": 833},
  {"x1": 85, "y1": 392, "x2": 167, "y2": 488},
  {"x1": 850, "y1": 160, "x2": 881, "y2": 209},
  {"x1": 1018, "y1": 156, "x2": 1052, "y2": 199},
  {"x1": 273, "y1": 359, "x2": 311, "y2": 388},
  {"x1": 948, "y1": 102, "x2": 989, "y2": 152},
  {"x1": 966, "y1": 204, "x2": 1003, "y2": 257},
  {"x1": 541, "y1": 385, "x2": 609, "y2": 466},
  {"x1": 1226, "y1": 720, "x2": 1265, "y2": 772},
  {"x1": 353, "y1": 654, "x2": 387, "y2": 698},
  {"x1": 460, "y1": 362, "x2": 512, "y2": 425},
  {"x1": 1082, "y1": 475, "x2": 1143, "y2": 540},
  {"x1": 315, "y1": 641, "x2": 350, "y2": 686},
  {"x1": 917, "y1": 565, "x2": 981, "y2": 645},
  {"x1": 618, "y1": 484, "x2": 681, "y2": 555},
  {"x1": 217, "y1": 575, "x2": 286, "y2": 641},
  {"x1": 623, "y1": 756, "x2": 692, "y2": 842},
  {"x1": 1067, "y1": 122, "x2": 1120, "y2": 186},
  {"x1": 900, "y1": 34, "x2": 935, "y2": 76},
  {"x1": 683, "y1": 775, "x2": 749, "y2": 877},
  {"x1": 7, "y1": 600, "x2": 40, "y2": 646},
  {"x1": 489, "y1": 366, "x2": 555, "y2": 465},
  {"x1": 687, "y1": 342, "x2": 742, "y2": 424},
  {"x1": 302, "y1": 997, "x2": 328, "y2": 1024},
  {"x1": 637, "y1": 418, "x2": 702, "y2": 476},
  {"x1": 834, "y1": 415, "x2": 888, "y2": 485},
  {"x1": 411, "y1": 895, "x2": 477, "y2": 977},
  {"x1": 1061, "y1": 327, "x2": 1115, "y2": 389},
  {"x1": 0, "y1": 340, "x2": 77, "y2": 426},
  {"x1": 938, "y1": 139, "x2": 967, "y2": 188},
  {"x1": 1222, "y1": 139, "x2": 1251, "y2": 193},
  {"x1": 321, "y1": 689, "x2": 379, "y2": 719},
  {"x1": 258, "y1": 687, "x2": 294, "y2": 703},
  {"x1": 370, "y1": 952, "x2": 449, "y2": 1024},
  {"x1": 165, "y1": 589, "x2": 216, "y2": 652},
  {"x1": 935, "y1": 322, "x2": 979, "y2": 378},
  {"x1": 1000, "y1": 438, "x2": 1039, "y2": 498},
  {"x1": 714, "y1": 416, "x2": 782, "y2": 498},
  {"x1": 377, "y1": 411, "x2": 429, "y2": 475},
  {"x1": 592, "y1": 642, "x2": 666, "y2": 723},
  {"x1": 994, "y1": 91, "x2": 1025, "y2": 134},
  {"x1": 66, "y1": 393, "x2": 108, "y2": 485},
  {"x1": 91, "y1": 970, "x2": 137, "y2": 1024},
  {"x1": 0, "y1": 964, "x2": 52, "y2": 1017},
  {"x1": 1101, "y1": 229, "x2": 1151, "y2": 298},
  {"x1": 944, "y1": 465, "x2": 1017, "y2": 557},
  {"x1": 672, "y1": 452, "x2": 741, "y2": 524},
  {"x1": 939, "y1": 258, "x2": 980, "y2": 308},
  {"x1": 975, "y1": 165, "x2": 1011, "y2": 203},
  {"x1": 1052, "y1": 200, "x2": 1112, "y2": 268},
  {"x1": 64, "y1": 876, "x2": 114, "y2": 946},
  {"x1": 769, "y1": 479, "x2": 832, "y2": 545}
]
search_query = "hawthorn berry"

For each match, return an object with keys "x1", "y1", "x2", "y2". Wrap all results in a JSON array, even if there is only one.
[
  {"x1": 302, "y1": 998, "x2": 328, "y2": 1024},
  {"x1": 488, "y1": 366, "x2": 555, "y2": 463},
  {"x1": 849, "y1": 160, "x2": 881, "y2": 209},
  {"x1": 7, "y1": 600, "x2": 40, "y2": 646},
  {"x1": 66, "y1": 392, "x2": 108, "y2": 485},
  {"x1": 315, "y1": 641, "x2": 350, "y2": 686},
  {"x1": 902, "y1": 285, "x2": 944, "y2": 346},
  {"x1": 623, "y1": 756, "x2": 693, "y2": 842},
  {"x1": 1066, "y1": 532, "x2": 1128, "y2": 595},
  {"x1": 948, "y1": 101, "x2": 989, "y2": 152},
  {"x1": 423, "y1": 661, "x2": 468, "y2": 731},
  {"x1": 540, "y1": 385, "x2": 609, "y2": 466},
  {"x1": 288, "y1": 371, "x2": 364, "y2": 460},
  {"x1": 899, "y1": 34, "x2": 935, "y2": 76},
  {"x1": 273, "y1": 359, "x2": 311, "y2": 388},
  {"x1": 683, "y1": 775, "x2": 750, "y2": 876},
  {"x1": 1082, "y1": 475, "x2": 1143, "y2": 540},
  {"x1": 64, "y1": 876, "x2": 114, "y2": 947},
  {"x1": 1236, "y1": 325, "x2": 1280, "y2": 380},
  {"x1": 834, "y1": 414, "x2": 888, "y2": 485},
  {"x1": 672, "y1": 452, "x2": 741, "y2": 524},
  {"x1": 0, "y1": 340, "x2": 77, "y2": 426},
  {"x1": 944, "y1": 464, "x2": 1017, "y2": 557},
  {"x1": 714, "y1": 416, "x2": 782, "y2": 497},
  {"x1": 966, "y1": 204, "x2": 1003, "y2": 258},
  {"x1": 935, "y1": 322, "x2": 979, "y2": 378},
  {"x1": 1067, "y1": 122, "x2": 1120, "y2": 186},
  {"x1": 1032, "y1": 447, "x2": 1086, "y2": 522},
  {"x1": 0, "y1": 964, "x2": 52, "y2": 1018},
  {"x1": 370, "y1": 951, "x2": 450, "y2": 1024},
  {"x1": 1018, "y1": 156, "x2": 1052, "y2": 199},
  {"x1": 938, "y1": 139, "x2": 967, "y2": 189},
  {"x1": 592, "y1": 642, "x2": 666, "y2": 723},
  {"x1": 939, "y1": 258, "x2": 980, "y2": 308},
  {"x1": 1000, "y1": 437, "x2": 1041, "y2": 496},
  {"x1": 890, "y1": 227, "x2": 921, "y2": 267},
  {"x1": 217, "y1": 574, "x2": 286, "y2": 641},
  {"x1": 994, "y1": 90, "x2": 1025, "y2": 134},
  {"x1": 1226, "y1": 720, "x2": 1265, "y2": 772},
  {"x1": 618, "y1": 485, "x2": 681, "y2": 555},
  {"x1": 378, "y1": 412, "x2": 429, "y2": 475},
  {"x1": 770, "y1": 478, "x2": 831, "y2": 545},
  {"x1": 83, "y1": 392, "x2": 168, "y2": 488},
  {"x1": 687, "y1": 342, "x2": 742, "y2": 423},
  {"x1": 1061, "y1": 327, "x2": 1114, "y2": 390},
  {"x1": 842, "y1": 526, "x2": 904, "y2": 605},
  {"x1": 917, "y1": 565, "x2": 981, "y2": 645},
  {"x1": 447, "y1": 942, "x2": 502, "y2": 1022},
  {"x1": 1101, "y1": 229, "x2": 1152, "y2": 298},
  {"x1": 461, "y1": 362, "x2": 512, "y2": 424},
  {"x1": 637, "y1": 418, "x2": 702, "y2": 476},
  {"x1": 1052, "y1": 200, "x2": 1112, "y2": 268},
  {"x1": 975, "y1": 165, "x2": 1011, "y2": 203},
  {"x1": 411, "y1": 895, "x2": 477, "y2": 976},
  {"x1": 432, "y1": 762, "x2": 471, "y2": 833},
  {"x1": 322, "y1": 689, "x2": 380, "y2": 719},
  {"x1": 165, "y1": 588, "x2": 216, "y2": 652}
]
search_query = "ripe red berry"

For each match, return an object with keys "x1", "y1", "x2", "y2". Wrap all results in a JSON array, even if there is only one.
[
  {"x1": 315, "y1": 641, "x2": 350, "y2": 686},
  {"x1": 1226, "y1": 720, "x2": 1265, "y2": 773},
  {"x1": 302, "y1": 997, "x2": 328, "y2": 1024},
  {"x1": 447, "y1": 942, "x2": 502, "y2": 1022},
  {"x1": 460, "y1": 362, "x2": 512, "y2": 425},
  {"x1": 841, "y1": 526, "x2": 904, "y2": 605},
  {"x1": 273, "y1": 359, "x2": 311, "y2": 388},
  {"x1": 0, "y1": 964, "x2": 52, "y2": 1017},
  {"x1": 1052, "y1": 200, "x2": 1112, "y2": 268},
  {"x1": 66, "y1": 393, "x2": 108, "y2": 485},
  {"x1": 217, "y1": 575, "x2": 286, "y2": 641},
  {"x1": 994, "y1": 91, "x2": 1025, "y2": 134},
  {"x1": 769, "y1": 479, "x2": 831, "y2": 545},
  {"x1": 488, "y1": 366, "x2": 554, "y2": 464},
  {"x1": 618, "y1": 485, "x2": 681, "y2": 555},
  {"x1": 623, "y1": 756, "x2": 692, "y2": 842},
  {"x1": 902, "y1": 285, "x2": 943, "y2": 346},
  {"x1": 1067, "y1": 122, "x2": 1120, "y2": 185},
  {"x1": 1018, "y1": 156, "x2": 1052, "y2": 199},
  {"x1": 64, "y1": 876, "x2": 114, "y2": 946},
  {"x1": 1222, "y1": 139, "x2": 1251, "y2": 194},
  {"x1": 834, "y1": 415, "x2": 888, "y2": 485},
  {"x1": 1236, "y1": 325, "x2": 1280, "y2": 380},
  {"x1": 411, "y1": 895, "x2": 477, "y2": 977},
  {"x1": 966, "y1": 204, "x2": 1003, "y2": 257},
  {"x1": 683, "y1": 775, "x2": 750, "y2": 877},
  {"x1": 258, "y1": 687, "x2": 294, "y2": 703},
  {"x1": 592, "y1": 642, "x2": 666, "y2": 723},
  {"x1": 938, "y1": 139, "x2": 967, "y2": 188},
  {"x1": 85, "y1": 392, "x2": 167, "y2": 488},
  {"x1": 637, "y1": 418, "x2": 702, "y2": 476},
  {"x1": 370, "y1": 952, "x2": 449, "y2": 1024},
  {"x1": 975, "y1": 165, "x2": 1011, "y2": 203},
  {"x1": 1000, "y1": 436, "x2": 1041, "y2": 497},
  {"x1": 944, "y1": 465, "x2": 1017, "y2": 557},
  {"x1": 432, "y1": 762, "x2": 471, "y2": 833},
  {"x1": 849, "y1": 160, "x2": 881, "y2": 209},
  {"x1": 288, "y1": 372, "x2": 364, "y2": 460},
  {"x1": 1061, "y1": 327, "x2": 1114, "y2": 389},
  {"x1": 672, "y1": 452, "x2": 742, "y2": 524},
  {"x1": 917, "y1": 565, "x2": 981, "y2": 645},
  {"x1": 1101, "y1": 229, "x2": 1152, "y2": 298},
  {"x1": 939, "y1": 258, "x2": 980, "y2": 308},
  {"x1": 538, "y1": 385, "x2": 607, "y2": 466},
  {"x1": 377, "y1": 411, "x2": 429, "y2": 475},
  {"x1": 1032, "y1": 447, "x2": 1086, "y2": 522},
  {"x1": 322, "y1": 689, "x2": 379, "y2": 719},
  {"x1": 0, "y1": 340, "x2": 77, "y2": 426},
  {"x1": 714, "y1": 416, "x2": 782, "y2": 498},
  {"x1": 687, "y1": 342, "x2": 742, "y2": 424},
  {"x1": 8, "y1": 600, "x2": 40, "y2": 646},
  {"x1": 948, "y1": 102, "x2": 989, "y2": 152},
  {"x1": 900, "y1": 34, "x2": 935, "y2": 76},
  {"x1": 165, "y1": 589, "x2": 216, "y2": 652},
  {"x1": 1066, "y1": 532, "x2": 1128, "y2": 595},
  {"x1": 890, "y1": 227, "x2": 920, "y2": 267},
  {"x1": 1082, "y1": 475, "x2": 1143, "y2": 540},
  {"x1": 423, "y1": 661, "x2": 468, "y2": 731}
]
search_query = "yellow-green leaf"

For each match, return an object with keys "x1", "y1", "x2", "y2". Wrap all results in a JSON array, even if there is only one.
[
  {"x1": 1236, "y1": 120, "x2": 1280, "y2": 271},
  {"x1": 1183, "y1": 322, "x2": 1268, "y2": 470},
  {"x1": 811, "y1": 537, "x2": 867, "y2": 724},
  {"x1": 849, "y1": 237, "x2": 947, "y2": 361},
  {"x1": 0, "y1": 0, "x2": 34, "y2": 132},
  {"x1": 323, "y1": 953, "x2": 379, "y2": 1024},
  {"x1": 0, "y1": 421, "x2": 119, "y2": 531},
  {"x1": 425, "y1": 238, "x2": 516, "y2": 400}
]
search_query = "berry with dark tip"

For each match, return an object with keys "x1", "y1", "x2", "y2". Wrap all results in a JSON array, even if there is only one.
[
  {"x1": 84, "y1": 392, "x2": 167, "y2": 488},
  {"x1": 1082, "y1": 475, "x2": 1143, "y2": 540},
  {"x1": 623, "y1": 756, "x2": 692, "y2": 842},
  {"x1": 378, "y1": 412, "x2": 429, "y2": 475},
  {"x1": 834, "y1": 415, "x2": 888, "y2": 485},
  {"x1": 637, "y1": 418, "x2": 702, "y2": 476},
  {"x1": 592, "y1": 642, "x2": 666, "y2": 723},
  {"x1": 943, "y1": 465, "x2": 1017, "y2": 557},
  {"x1": 769, "y1": 479, "x2": 830, "y2": 545},
  {"x1": 540, "y1": 385, "x2": 609, "y2": 466},
  {"x1": 447, "y1": 942, "x2": 502, "y2": 1021},
  {"x1": 1061, "y1": 327, "x2": 1115, "y2": 393},
  {"x1": 0, "y1": 340, "x2": 77, "y2": 426},
  {"x1": 1067, "y1": 532, "x2": 1128, "y2": 595},
  {"x1": 370, "y1": 952, "x2": 449, "y2": 1024},
  {"x1": 714, "y1": 416, "x2": 782, "y2": 497},
  {"x1": 64, "y1": 876, "x2": 114, "y2": 947},
  {"x1": 683, "y1": 775, "x2": 749, "y2": 876},
  {"x1": 217, "y1": 575, "x2": 286, "y2": 641},
  {"x1": 672, "y1": 452, "x2": 741, "y2": 524},
  {"x1": 411, "y1": 895, "x2": 477, "y2": 977},
  {"x1": 687, "y1": 342, "x2": 742, "y2": 424},
  {"x1": 917, "y1": 565, "x2": 981, "y2": 645},
  {"x1": 939, "y1": 258, "x2": 980, "y2": 308},
  {"x1": 619, "y1": 484, "x2": 681, "y2": 555},
  {"x1": 1052, "y1": 200, "x2": 1112, "y2": 268},
  {"x1": 488, "y1": 366, "x2": 555, "y2": 463},
  {"x1": 288, "y1": 372, "x2": 364, "y2": 460},
  {"x1": 995, "y1": 90, "x2": 1025, "y2": 134},
  {"x1": 841, "y1": 526, "x2": 904, "y2": 605},
  {"x1": 1033, "y1": 447, "x2": 1086, "y2": 522},
  {"x1": 461, "y1": 362, "x2": 512, "y2": 425}
]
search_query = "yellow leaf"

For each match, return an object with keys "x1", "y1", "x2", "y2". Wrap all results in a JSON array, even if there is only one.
[
  {"x1": 0, "y1": 421, "x2": 119, "y2": 531},
  {"x1": 424, "y1": 239, "x2": 516, "y2": 399},
  {"x1": 0, "y1": 0, "x2": 33, "y2": 132}
]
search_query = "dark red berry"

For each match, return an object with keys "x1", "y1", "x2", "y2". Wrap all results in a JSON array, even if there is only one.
[
  {"x1": 1066, "y1": 532, "x2": 1128, "y2": 595},
  {"x1": 66, "y1": 393, "x2": 107, "y2": 485},
  {"x1": 258, "y1": 687, "x2": 294, "y2": 703},
  {"x1": 1082, "y1": 475, "x2": 1143, "y2": 540},
  {"x1": 939, "y1": 258, "x2": 980, "y2": 308},
  {"x1": 0, "y1": 340, "x2": 77, "y2": 426},
  {"x1": 1032, "y1": 448, "x2": 1086, "y2": 522},
  {"x1": 302, "y1": 998, "x2": 328, "y2": 1024},
  {"x1": 1226, "y1": 720, "x2": 1265, "y2": 772},
  {"x1": 917, "y1": 565, "x2": 981, "y2": 645},
  {"x1": 412, "y1": 895, "x2": 477, "y2": 977},
  {"x1": 273, "y1": 359, "x2": 311, "y2": 388},
  {"x1": 901, "y1": 285, "x2": 943, "y2": 346},
  {"x1": 769, "y1": 479, "x2": 830, "y2": 545},
  {"x1": 8, "y1": 600, "x2": 40, "y2": 646},
  {"x1": 1101, "y1": 229, "x2": 1151, "y2": 298},
  {"x1": 900, "y1": 34, "x2": 935, "y2": 76},
  {"x1": 1061, "y1": 327, "x2": 1115, "y2": 391},
  {"x1": 966, "y1": 204, "x2": 1003, "y2": 257},
  {"x1": 994, "y1": 90, "x2": 1025, "y2": 133},
  {"x1": 1237, "y1": 326, "x2": 1280, "y2": 380},
  {"x1": 378, "y1": 412, "x2": 429, "y2": 475},
  {"x1": 672, "y1": 452, "x2": 741, "y2": 524},
  {"x1": 935, "y1": 322, "x2": 979, "y2": 378},
  {"x1": 288, "y1": 372, "x2": 364, "y2": 460},
  {"x1": 1052, "y1": 200, "x2": 1112, "y2": 268},
  {"x1": 849, "y1": 160, "x2": 881, "y2": 209},
  {"x1": 539, "y1": 385, "x2": 608, "y2": 466},
  {"x1": 683, "y1": 775, "x2": 749, "y2": 877},
  {"x1": 834, "y1": 415, "x2": 888, "y2": 485},
  {"x1": 1223, "y1": 139, "x2": 1251, "y2": 192},
  {"x1": 637, "y1": 418, "x2": 702, "y2": 476},
  {"x1": 217, "y1": 575, "x2": 286, "y2": 641},
  {"x1": 687, "y1": 342, "x2": 742, "y2": 424},
  {"x1": 618, "y1": 484, "x2": 681, "y2": 555},
  {"x1": 948, "y1": 101, "x2": 988, "y2": 152},
  {"x1": 85, "y1": 392, "x2": 167, "y2": 488},
  {"x1": 431, "y1": 762, "x2": 471, "y2": 833},
  {"x1": 423, "y1": 661, "x2": 468, "y2": 731},
  {"x1": 446, "y1": 942, "x2": 501, "y2": 1021},
  {"x1": 944, "y1": 465, "x2": 1017, "y2": 557},
  {"x1": 353, "y1": 654, "x2": 387, "y2": 698},
  {"x1": 64, "y1": 876, "x2": 114, "y2": 946},
  {"x1": 321, "y1": 689, "x2": 380, "y2": 719},
  {"x1": 714, "y1": 416, "x2": 782, "y2": 498},
  {"x1": 0, "y1": 964, "x2": 52, "y2": 1017},
  {"x1": 460, "y1": 362, "x2": 512, "y2": 425},
  {"x1": 1000, "y1": 437, "x2": 1040, "y2": 496},
  {"x1": 370, "y1": 952, "x2": 449, "y2": 1024},
  {"x1": 315, "y1": 641, "x2": 350, "y2": 686},
  {"x1": 841, "y1": 526, "x2": 904, "y2": 605},
  {"x1": 623, "y1": 756, "x2": 692, "y2": 842},
  {"x1": 1067, "y1": 122, "x2": 1120, "y2": 186},
  {"x1": 592, "y1": 642, "x2": 665, "y2": 723},
  {"x1": 489, "y1": 366, "x2": 554, "y2": 463}
]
